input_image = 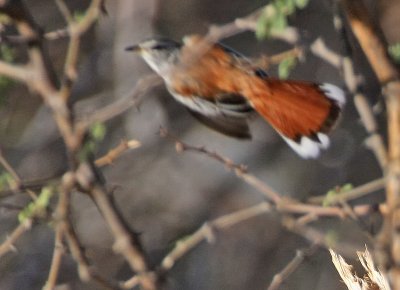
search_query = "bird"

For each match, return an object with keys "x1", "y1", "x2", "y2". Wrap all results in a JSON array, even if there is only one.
[{"x1": 125, "y1": 35, "x2": 345, "y2": 159}]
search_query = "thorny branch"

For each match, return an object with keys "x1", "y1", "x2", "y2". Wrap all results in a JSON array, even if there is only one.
[
  {"x1": 0, "y1": 0, "x2": 394, "y2": 289},
  {"x1": 267, "y1": 244, "x2": 318, "y2": 290},
  {"x1": 0, "y1": 0, "x2": 158, "y2": 289},
  {"x1": 160, "y1": 127, "x2": 372, "y2": 219},
  {"x1": 341, "y1": 0, "x2": 400, "y2": 288}
]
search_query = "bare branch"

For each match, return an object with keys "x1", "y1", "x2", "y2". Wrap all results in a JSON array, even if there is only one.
[
  {"x1": 0, "y1": 148, "x2": 37, "y2": 200},
  {"x1": 354, "y1": 93, "x2": 388, "y2": 169},
  {"x1": 95, "y1": 139, "x2": 141, "y2": 167},
  {"x1": 267, "y1": 244, "x2": 318, "y2": 290},
  {"x1": 342, "y1": 0, "x2": 400, "y2": 287},
  {"x1": 43, "y1": 227, "x2": 65, "y2": 290},
  {"x1": 59, "y1": 0, "x2": 102, "y2": 100},
  {"x1": 341, "y1": 0, "x2": 398, "y2": 84},
  {"x1": 55, "y1": 0, "x2": 74, "y2": 24},
  {"x1": 311, "y1": 17, "x2": 388, "y2": 170},
  {"x1": 78, "y1": 74, "x2": 162, "y2": 128},
  {"x1": 308, "y1": 177, "x2": 386, "y2": 205},
  {"x1": 85, "y1": 180, "x2": 157, "y2": 290},
  {"x1": 310, "y1": 38, "x2": 343, "y2": 69},
  {"x1": 44, "y1": 172, "x2": 75, "y2": 290},
  {"x1": 157, "y1": 202, "x2": 271, "y2": 274},
  {"x1": 0, "y1": 61, "x2": 29, "y2": 82},
  {"x1": 160, "y1": 127, "x2": 368, "y2": 219},
  {"x1": 0, "y1": 219, "x2": 32, "y2": 257}
]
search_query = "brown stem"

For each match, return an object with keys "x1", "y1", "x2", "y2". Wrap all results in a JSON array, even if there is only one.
[{"x1": 342, "y1": 0, "x2": 400, "y2": 287}]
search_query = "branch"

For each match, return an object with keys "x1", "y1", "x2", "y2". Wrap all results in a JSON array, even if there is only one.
[
  {"x1": 43, "y1": 226, "x2": 65, "y2": 290},
  {"x1": 267, "y1": 244, "x2": 318, "y2": 290},
  {"x1": 157, "y1": 203, "x2": 271, "y2": 274},
  {"x1": 88, "y1": 184, "x2": 157, "y2": 290},
  {"x1": 78, "y1": 74, "x2": 162, "y2": 128},
  {"x1": 342, "y1": 0, "x2": 400, "y2": 287},
  {"x1": 311, "y1": 19, "x2": 388, "y2": 170},
  {"x1": 308, "y1": 177, "x2": 386, "y2": 205},
  {"x1": 0, "y1": 219, "x2": 32, "y2": 257},
  {"x1": 44, "y1": 172, "x2": 74, "y2": 290},
  {"x1": 160, "y1": 127, "x2": 368, "y2": 219},
  {"x1": 0, "y1": 61, "x2": 29, "y2": 82},
  {"x1": 58, "y1": 0, "x2": 102, "y2": 100},
  {"x1": 341, "y1": 0, "x2": 398, "y2": 84},
  {"x1": 0, "y1": 147, "x2": 37, "y2": 200},
  {"x1": 95, "y1": 139, "x2": 141, "y2": 167}
]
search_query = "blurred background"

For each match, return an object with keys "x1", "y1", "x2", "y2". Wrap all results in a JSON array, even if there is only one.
[{"x1": 0, "y1": 0, "x2": 399, "y2": 289}]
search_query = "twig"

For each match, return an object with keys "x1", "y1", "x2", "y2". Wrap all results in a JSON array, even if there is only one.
[
  {"x1": 267, "y1": 244, "x2": 318, "y2": 290},
  {"x1": 59, "y1": 0, "x2": 102, "y2": 100},
  {"x1": 63, "y1": 222, "x2": 91, "y2": 282},
  {"x1": 0, "y1": 61, "x2": 29, "y2": 82},
  {"x1": 160, "y1": 127, "x2": 281, "y2": 203},
  {"x1": 255, "y1": 46, "x2": 303, "y2": 71},
  {"x1": 0, "y1": 1, "x2": 158, "y2": 289},
  {"x1": 308, "y1": 177, "x2": 386, "y2": 205},
  {"x1": 95, "y1": 139, "x2": 141, "y2": 167},
  {"x1": 78, "y1": 74, "x2": 162, "y2": 128},
  {"x1": 179, "y1": 4, "x2": 300, "y2": 70},
  {"x1": 310, "y1": 38, "x2": 342, "y2": 69},
  {"x1": 342, "y1": 0, "x2": 400, "y2": 287},
  {"x1": 44, "y1": 172, "x2": 74, "y2": 290},
  {"x1": 157, "y1": 202, "x2": 271, "y2": 274},
  {"x1": 55, "y1": 0, "x2": 74, "y2": 24},
  {"x1": 160, "y1": 127, "x2": 366, "y2": 219},
  {"x1": 43, "y1": 226, "x2": 65, "y2": 290},
  {"x1": 311, "y1": 16, "x2": 388, "y2": 170},
  {"x1": 205, "y1": 6, "x2": 299, "y2": 44},
  {"x1": 64, "y1": 217, "x2": 120, "y2": 289},
  {"x1": 0, "y1": 148, "x2": 22, "y2": 185},
  {"x1": 0, "y1": 148, "x2": 37, "y2": 200},
  {"x1": 341, "y1": 1, "x2": 398, "y2": 84},
  {"x1": 0, "y1": 219, "x2": 32, "y2": 257},
  {"x1": 354, "y1": 93, "x2": 388, "y2": 169},
  {"x1": 87, "y1": 183, "x2": 157, "y2": 290}
]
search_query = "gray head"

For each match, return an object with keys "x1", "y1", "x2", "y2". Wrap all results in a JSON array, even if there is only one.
[{"x1": 125, "y1": 38, "x2": 182, "y2": 74}]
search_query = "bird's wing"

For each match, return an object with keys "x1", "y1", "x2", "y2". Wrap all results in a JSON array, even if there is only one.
[
  {"x1": 170, "y1": 90, "x2": 253, "y2": 139},
  {"x1": 187, "y1": 108, "x2": 252, "y2": 139}
]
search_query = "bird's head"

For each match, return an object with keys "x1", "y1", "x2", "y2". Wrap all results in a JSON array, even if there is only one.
[{"x1": 125, "y1": 38, "x2": 182, "y2": 74}]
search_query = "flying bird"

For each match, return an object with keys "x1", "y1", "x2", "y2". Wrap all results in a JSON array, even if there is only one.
[{"x1": 126, "y1": 35, "x2": 345, "y2": 158}]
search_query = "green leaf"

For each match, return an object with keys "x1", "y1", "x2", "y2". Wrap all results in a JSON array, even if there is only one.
[
  {"x1": 0, "y1": 172, "x2": 13, "y2": 190},
  {"x1": 90, "y1": 122, "x2": 106, "y2": 141},
  {"x1": 295, "y1": 0, "x2": 310, "y2": 9},
  {"x1": 0, "y1": 44, "x2": 14, "y2": 63},
  {"x1": 278, "y1": 56, "x2": 297, "y2": 79},
  {"x1": 256, "y1": 11, "x2": 271, "y2": 40},
  {"x1": 270, "y1": 12, "x2": 288, "y2": 33},
  {"x1": 18, "y1": 186, "x2": 54, "y2": 223},
  {"x1": 322, "y1": 190, "x2": 337, "y2": 207},
  {"x1": 340, "y1": 183, "x2": 353, "y2": 192},
  {"x1": 322, "y1": 183, "x2": 354, "y2": 206},
  {"x1": 283, "y1": 0, "x2": 296, "y2": 14},
  {"x1": 389, "y1": 43, "x2": 400, "y2": 64},
  {"x1": 73, "y1": 11, "x2": 86, "y2": 22}
]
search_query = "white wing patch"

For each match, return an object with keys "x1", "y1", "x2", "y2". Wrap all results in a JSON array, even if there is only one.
[
  {"x1": 281, "y1": 133, "x2": 330, "y2": 159},
  {"x1": 320, "y1": 83, "x2": 346, "y2": 107}
]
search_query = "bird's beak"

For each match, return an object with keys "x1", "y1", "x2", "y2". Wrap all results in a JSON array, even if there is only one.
[{"x1": 125, "y1": 44, "x2": 142, "y2": 53}]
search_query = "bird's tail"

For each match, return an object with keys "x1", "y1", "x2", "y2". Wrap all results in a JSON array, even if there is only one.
[{"x1": 246, "y1": 78, "x2": 345, "y2": 158}]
